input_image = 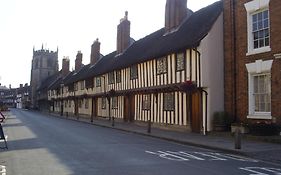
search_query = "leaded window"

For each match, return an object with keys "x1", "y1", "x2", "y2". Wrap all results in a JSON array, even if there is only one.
[
  {"x1": 157, "y1": 57, "x2": 167, "y2": 74},
  {"x1": 78, "y1": 99, "x2": 82, "y2": 108},
  {"x1": 108, "y1": 72, "x2": 115, "y2": 84},
  {"x1": 85, "y1": 99, "x2": 89, "y2": 109},
  {"x1": 253, "y1": 74, "x2": 271, "y2": 112},
  {"x1": 69, "y1": 100, "x2": 71, "y2": 107},
  {"x1": 130, "y1": 65, "x2": 138, "y2": 80},
  {"x1": 112, "y1": 97, "x2": 118, "y2": 109},
  {"x1": 252, "y1": 10, "x2": 270, "y2": 49},
  {"x1": 116, "y1": 70, "x2": 121, "y2": 83},
  {"x1": 142, "y1": 94, "x2": 151, "y2": 110},
  {"x1": 96, "y1": 77, "x2": 101, "y2": 87},
  {"x1": 176, "y1": 53, "x2": 185, "y2": 71},
  {"x1": 80, "y1": 81, "x2": 85, "y2": 90},
  {"x1": 102, "y1": 98, "x2": 106, "y2": 109},
  {"x1": 163, "y1": 93, "x2": 175, "y2": 111},
  {"x1": 85, "y1": 78, "x2": 94, "y2": 89}
]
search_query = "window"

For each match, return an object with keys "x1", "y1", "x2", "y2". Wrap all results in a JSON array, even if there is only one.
[
  {"x1": 85, "y1": 78, "x2": 93, "y2": 89},
  {"x1": 112, "y1": 97, "x2": 118, "y2": 109},
  {"x1": 142, "y1": 94, "x2": 151, "y2": 110},
  {"x1": 102, "y1": 98, "x2": 106, "y2": 109},
  {"x1": 85, "y1": 99, "x2": 89, "y2": 109},
  {"x1": 252, "y1": 10, "x2": 269, "y2": 49},
  {"x1": 64, "y1": 101, "x2": 67, "y2": 108},
  {"x1": 96, "y1": 77, "x2": 101, "y2": 87},
  {"x1": 108, "y1": 72, "x2": 115, "y2": 84},
  {"x1": 246, "y1": 59, "x2": 273, "y2": 119},
  {"x1": 253, "y1": 74, "x2": 271, "y2": 112},
  {"x1": 176, "y1": 53, "x2": 185, "y2": 71},
  {"x1": 69, "y1": 100, "x2": 71, "y2": 107},
  {"x1": 116, "y1": 70, "x2": 121, "y2": 83},
  {"x1": 157, "y1": 57, "x2": 167, "y2": 74},
  {"x1": 80, "y1": 81, "x2": 85, "y2": 90},
  {"x1": 163, "y1": 93, "x2": 174, "y2": 111},
  {"x1": 245, "y1": 0, "x2": 271, "y2": 55},
  {"x1": 78, "y1": 99, "x2": 82, "y2": 108},
  {"x1": 130, "y1": 65, "x2": 138, "y2": 80},
  {"x1": 68, "y1": 84, "x2": 74, "y2": 92},
  {"x1": 74, "y1": 83, "x2": 78, "y2": 91}
]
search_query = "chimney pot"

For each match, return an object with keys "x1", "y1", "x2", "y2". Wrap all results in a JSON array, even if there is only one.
[
  {"x1": 75, "y1": 51, "x2": 83, "y2": 71},
  {"x1": 117, "y1": 11, "x2": 131, "y2": 54},
  {"x1": 90, "y1": 39, "x2": 101, "y2": 65}
]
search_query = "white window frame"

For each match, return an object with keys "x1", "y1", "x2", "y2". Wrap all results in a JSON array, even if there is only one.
[
  {"x1": 246, "y1": 59, "x2": 273, "y2": 119},
  {"x1": 244, "y1": 0, "x2": 271, "y2": 56}
]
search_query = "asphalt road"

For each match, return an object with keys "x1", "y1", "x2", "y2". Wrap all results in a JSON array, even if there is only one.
[{"x1": 0, "y1": 109, "x2": 280, "y2": 175}]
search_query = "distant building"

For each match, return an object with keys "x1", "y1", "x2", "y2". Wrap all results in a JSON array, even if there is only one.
[
  {"x1": 30, "y1": 45, "x2": 58, "y2": 109},
  {"x1": 0, "y1": 86, "x2": 16, "y2": 109},
  {"x1": 16, "y1": 83, "x2": 31, "y2": 109}
]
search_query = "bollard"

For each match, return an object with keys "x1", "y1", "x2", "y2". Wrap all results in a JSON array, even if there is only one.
[
  {"x1": 112, "y1": 117, "x2": 115, "y2": 127},
  {"x1": 234, "y1": 128, "x2": 241, "y2": 149},
  {"x1": 147, "y1": 119, "x2": 151, "y2": 133}
]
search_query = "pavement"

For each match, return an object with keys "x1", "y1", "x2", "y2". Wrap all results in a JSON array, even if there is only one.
[{"x1": 2, "y1": 110, "x2": 281, "y2": 165}]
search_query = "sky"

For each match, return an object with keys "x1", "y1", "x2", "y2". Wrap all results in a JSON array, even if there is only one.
[{"x1": 0, "y1": 0, "x2": 219, "y2": 88}]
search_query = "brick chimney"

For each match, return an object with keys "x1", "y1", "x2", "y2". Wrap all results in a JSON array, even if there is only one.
[
  {"x1": 75, "y1": 51, "x2": 83, "y2": 70},
  {"x1": 62, "y1": 57, "x2": 70, "y2": 77},
  {"x1": 165, "y1": 0, "x2": 187, "y2": 33},
  {"x1": 117, "y1": 11, "x2": 130, "y2": 55},
  {"x1": 90, "y1": 38, "x2": 100, "y2": 65}
]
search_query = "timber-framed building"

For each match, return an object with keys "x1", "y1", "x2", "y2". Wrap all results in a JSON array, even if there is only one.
[{"x1": 46, "y1": 0, "x2": 224, "y2": 133}]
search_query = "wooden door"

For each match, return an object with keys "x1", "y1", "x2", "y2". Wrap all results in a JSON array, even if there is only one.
[
  {"x1": 191, "y1": 91, "x2": 202, "y2": 133},
  {"x1": 124, "y1": 95, "x2": 135, "y2": 122}
]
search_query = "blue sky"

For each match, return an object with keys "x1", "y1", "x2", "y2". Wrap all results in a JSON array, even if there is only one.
[{"x1": 0, "y1": 0, "x2": 219, "y2": 88}]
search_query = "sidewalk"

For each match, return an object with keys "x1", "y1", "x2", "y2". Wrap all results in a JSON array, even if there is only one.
[{"x1": 35, "y1": 112, "x2": 279, "y2": 165}]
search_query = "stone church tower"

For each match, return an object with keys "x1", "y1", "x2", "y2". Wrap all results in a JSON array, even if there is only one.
[{"x1": 30, "y1": 45, "x2": 58, "y2": 108}]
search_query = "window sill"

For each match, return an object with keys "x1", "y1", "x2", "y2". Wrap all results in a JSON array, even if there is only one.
[
  {"x1": 246, "y1": 46, "x2": 271, "y2": 56},
  {"x1": 247, "y1": 114, "x2": 272, "y2": 120}
]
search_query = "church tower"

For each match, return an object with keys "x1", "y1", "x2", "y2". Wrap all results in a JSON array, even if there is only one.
[{"x1": 30, "y1": 45, "x2": 58, "y2": 108}]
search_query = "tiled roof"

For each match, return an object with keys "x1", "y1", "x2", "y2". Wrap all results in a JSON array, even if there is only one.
[{"x1": 59, "y1": 1, "x2": 223, "y2": 85}]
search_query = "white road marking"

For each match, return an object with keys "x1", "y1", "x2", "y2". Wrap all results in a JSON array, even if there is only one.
[
  {"x1": 0, "y1": 165, "x2": 6, "y2": 175},
  {"x1": 239, "y1": 167, "x2": 281, "y2": 175},
  {"x1": 145, "y1": 151, "x2": 259, "y2": 163}
]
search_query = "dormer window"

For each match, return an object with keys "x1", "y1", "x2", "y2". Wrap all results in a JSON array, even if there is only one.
[{"x1": 245, "y1": 0, "x2": 271, "y2": 55}]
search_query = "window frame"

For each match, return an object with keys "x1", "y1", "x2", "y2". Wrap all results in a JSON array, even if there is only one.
[
  {"x1": 112, "y1": 96, "x2": 118, "y2": 109},
  {"x1": 108, "y1": 72, "x2": 115, "y2": 84},
  {"x1": 116, "y1": 70, "x2": 121, "y2": 83},
  {"x1": 157, "y1": 57, "x2": 168, "y2": 75},
  {"x1": 142, "y1": 94, "x2": 151, "y2": 111},
  {"x1": 96, "y1": 77, "x2": 101, "y2": 87},
  {"x1": 130, "y1": 65, "x2": 138, "y2": 80},
  {"x1": 163, "y1": 92, "x2": 175, "y2": 111},
  {"x1": 245, "y1": 0, "x2": 271, "y2": 56},
  {"x1": 101, "y1": 98, "x2": 106, "y2": 109},
  {"x1": 246, "y1": 59, "x2": 273, "y2": 119},
  {"x1": 176, "y1": 53, "x2": 185, "y2": 71}
]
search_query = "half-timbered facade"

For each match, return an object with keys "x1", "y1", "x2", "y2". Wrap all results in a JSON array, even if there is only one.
[{"x1": 48, "y1": 0, "x2": 224, "y2": 133}]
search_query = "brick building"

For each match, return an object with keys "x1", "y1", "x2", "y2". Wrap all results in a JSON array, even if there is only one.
[{"x1": 224, "y1": 0, "x2": 281, "y2": 124}]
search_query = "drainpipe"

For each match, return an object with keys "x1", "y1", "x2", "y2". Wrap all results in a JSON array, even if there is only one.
[
  {"x1": 231, "y1": 0, "x2": 237, "y2": 122},
  {"x1": 202, "y1": 89, "x2": 208, "y2": 135}
]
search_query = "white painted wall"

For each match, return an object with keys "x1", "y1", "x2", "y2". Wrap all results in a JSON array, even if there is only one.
[{"x1": 198, "y1": 13, "x2": 224, "y2": 131}]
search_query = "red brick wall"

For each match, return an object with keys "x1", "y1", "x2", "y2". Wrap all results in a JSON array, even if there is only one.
[{"x1": 224, "y1": 0, "x2": 281, "y2": 124}]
